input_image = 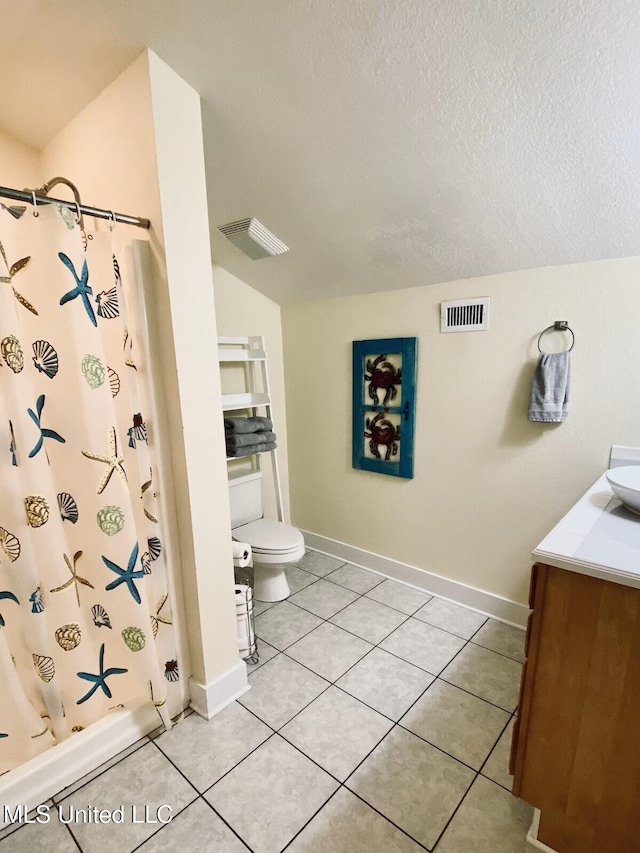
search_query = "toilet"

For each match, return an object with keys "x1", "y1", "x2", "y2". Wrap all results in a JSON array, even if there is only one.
[{"x1": 229, "y1": 471, "x2": 305, "y2": 602}]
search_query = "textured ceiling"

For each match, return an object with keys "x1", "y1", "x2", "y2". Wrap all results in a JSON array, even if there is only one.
[{"x1": 1, "y1": 0, "x2": 639, "y2": 303}]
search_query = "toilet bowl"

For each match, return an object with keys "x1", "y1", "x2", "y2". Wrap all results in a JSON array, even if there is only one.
[
  {"x1": 229, "y1": 471, "x2": 305, "y2": 602},
  {"x1": 233, "y1": 518, "x2": 305, "y2": 601}
]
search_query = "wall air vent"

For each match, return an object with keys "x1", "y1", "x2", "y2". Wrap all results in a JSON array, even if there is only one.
[
  {"x1": 218, "y1": 218, "x2": 289, "y2": 260},
  {"x1": 440, "y1": 297, "x2": 490, "y2": 333}
]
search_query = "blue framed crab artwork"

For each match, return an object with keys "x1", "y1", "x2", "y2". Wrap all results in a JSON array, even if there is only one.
[{"x1": 352, "y1": 337, "x2": 417, "y2": 479}]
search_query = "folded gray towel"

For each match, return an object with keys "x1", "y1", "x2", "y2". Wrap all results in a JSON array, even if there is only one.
[
  {"x1": 528, "y1": 351, "x2": 570, "y2": 423},
  {"x1": 227, "y1": 441, "x2": 277, "y2": 458},
  {"x1": 224, "y1": 416, "x2": 273, "y2": 434},
  {"x1": 226, "y1": 431, "x2": 276, "y2": 449}
]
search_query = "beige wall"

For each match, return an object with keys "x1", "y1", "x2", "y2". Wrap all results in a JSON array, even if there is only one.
[
  {"x1": 212, "y1": 265, "x2": 290, "y2": 522},
  {"x1": 39, "y1": 52, "x2": 239, "y2": 690},
  {"x1": 0, "y1": 127, "x2": 42, "y2": 186},
  {"x1": 282, "y1": 258, "x2": 640, "y2": 606}
]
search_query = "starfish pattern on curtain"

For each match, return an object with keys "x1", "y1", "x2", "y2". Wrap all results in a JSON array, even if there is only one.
[{"x1": 0, "y1": 203, "x2": 182, "y2": 777}]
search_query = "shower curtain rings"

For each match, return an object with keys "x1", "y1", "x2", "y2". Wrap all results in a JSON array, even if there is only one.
[
  {"x1": 74, "y1": 200, "x2": 93, "y2": 243},
  {"x1": 31, "y1": 191, "x2": 39, "y2": 217},
  {"x1": 108, "y1": 211, "x2": 116, "y2": 233}
]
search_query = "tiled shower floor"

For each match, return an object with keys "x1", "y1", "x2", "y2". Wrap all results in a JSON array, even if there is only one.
[{"x1": 0, "y1": 551, "x2": 533, "y2": 853}]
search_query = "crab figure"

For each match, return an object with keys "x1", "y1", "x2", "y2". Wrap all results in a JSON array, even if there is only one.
[
  {"x1": 365, "y1": 413, "x2": 400, "y2": 461},
  {"x1": 365, "y1": 354, "x2": 402, "y2": 408}
]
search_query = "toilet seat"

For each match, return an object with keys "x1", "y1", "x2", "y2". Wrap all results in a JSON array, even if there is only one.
[{"x1": 233, "y1": 519, "x2": 305, "y2": 564}]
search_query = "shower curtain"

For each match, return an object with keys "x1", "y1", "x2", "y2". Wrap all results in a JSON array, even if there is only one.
[{"x1": 0, "y1": 201, "x2": 180, "y2": 776}]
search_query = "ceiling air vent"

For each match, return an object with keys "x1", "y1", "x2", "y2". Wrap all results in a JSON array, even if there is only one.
[
  {"x1": 218, "y1": 218, "x2": 289, "y2": 260},
  {"x1": 440, "y1": 297, "x2": 490, "y2": 333}
]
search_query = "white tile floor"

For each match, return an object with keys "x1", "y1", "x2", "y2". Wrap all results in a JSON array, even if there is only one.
[{"x1": 0, "y1": 551, "x2": 533, "y2": 853}]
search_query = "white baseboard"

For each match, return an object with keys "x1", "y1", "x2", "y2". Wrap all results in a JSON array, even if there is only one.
[
  {"x1": 189, "y1": 659, "x2": 250, "y2": 720},
  {"x1": 301, "y1": 530, "x2": 529, "y2": 628},
  {"x1": 0, "y1": 700, "x2": 160, "y2": 826}
]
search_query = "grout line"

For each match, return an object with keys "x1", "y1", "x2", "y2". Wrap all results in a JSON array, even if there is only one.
[
  {"x1": 257, "y1": 595, "x2": 409, "y2": 660},
  {"x1": 201, "y1": 797, "x2": 255, "y2": 852},
  {"x1": 417, "y1": 673, "x2": 514, "y2": 715},
  {"x1": 430, "y1": 712, "x2": 521, "y2": 850},
  {"x1": 242, "y1": 674, "x2": 334, "y2": 738},
  {"x1": 324, "y1": 575, "x2": 387, "y2": 596},
  {"x1": 261, "y1": 629, "x2": 516, "y2": 716},
  {"x1": 63, "y1": 822, "x2": 83, "y2": 853},
  {"x1": 225, "y1": 552, "x2": 521, "y2": 850},
  {"x1": 202, "y1": 708, "x2": 432, "y2": 853},
  {"x1": 279, "y1": 787, "x2": 343, "y2": 852},
  {"x1": 270, "y1": 734, "x2": 343, "y2": 785},
  {"x1": 363, "y1": 643, "x2": 438, "y2": 676},
  {"x1": 199, "y1": 731, "x2": 278, "y2": 795},
  {"x1": 2, "y1": 554, "x2": 519, "y2": 852},
  {"x1": 147, "y1": 736, "x2": 207, "y2": 798},
  {"x1": 288, "y1": 573, "x2": 323, "y2": 590},
  {"x1": 468, "y1": 619, "x2": 490, "y2": 641},
  {"x1": 394, "y1": 719, "x2": 494, "y2": 776},
  {"x1": 243, "y1": 649, "x2": 331, "y2": 690},
  {"x1": 331, "y1": 678, "x2": 414, "y2": 725},
  {"x1": 258, "y1": 600, "x2": 334, "y2": 650},
  {"x1": 274, "y1": 726, "x2": 443, "y2": 853},
  {"x1": 436, "y1": 673, "x2": 516, "y2": 714},
  {"x1": 379, "y1": 619, "x2": 469, "y2": 676},
  {"x1": 0, "y1": 819, "x2": 23, "y2": 843},
  {"x1": 363, "y1": 587, "x2": 434, "y2": 617},
  {"x1": 328, "y1": 606, "x2": 413, "y2": 645},
  {"x1": 477, "y1": 712, "x2": 516, "y2": 791},
  {"x1": 430, "y1": 768, "x2": 478, "y2": 851},
  {"x1": 196, "y1": 697, "x2": 507, "y2": 853},
  {"x1": 251, "y1": 637, "x2": 495, "y2": 792},
  {"x1": 246, "y1": 647, "x2": 282, "y2": 675},
  {"x1": 284, "y1": 586, "x2": 365, "y2": 622},
  {"x1": 51, "y1": 738, "x2": 152, "y2": 804},
  {"x1": 467, "y1": 639, "x2": 526, "y2": 664},
  {"x1": 392, "y1": 635, "x2": 474, "y2": 709},
  {"x1": 344, "y1": 786, "x2": 432, "y2": 852},
  {"x1": 410, "y1": 613, "x2": 489, "y2": 642},
  {"x1": 128, "y1": 799, "x2": 197, "y2": 853},
  {"x1": 256, "y1": 600, "x2": 515, "y2": 713}
]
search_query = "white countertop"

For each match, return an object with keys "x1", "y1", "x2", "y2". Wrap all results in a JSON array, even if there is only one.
[{"x1": 533, "y1": 472, "x2": 640, "y2": 588}]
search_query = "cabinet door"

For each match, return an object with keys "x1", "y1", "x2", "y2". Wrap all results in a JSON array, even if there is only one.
[
  {"x1": 352, "y1": 337, "x2": 417, "y2": 479},
  {"x1": 512, "y1": 563, "x2": 640, "y2": 853}
]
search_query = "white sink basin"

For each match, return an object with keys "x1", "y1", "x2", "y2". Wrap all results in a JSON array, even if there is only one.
[{"x1": 606, "y1": 466, "x2": 640, "y2": 515}]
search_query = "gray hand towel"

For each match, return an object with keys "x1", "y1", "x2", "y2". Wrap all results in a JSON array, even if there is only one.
[
  {"x1": 224, "y1": 416, "x2": 273, "y2": 434},
  {"x1": 226, "y1": 441, "x2": 277, "y2": 458},
  {"x1": 528, "y1": 351, "x2": 570, "y2": 423},
  {"x1": 225, "y1": 431, "x2": 276, "y2": 449}
]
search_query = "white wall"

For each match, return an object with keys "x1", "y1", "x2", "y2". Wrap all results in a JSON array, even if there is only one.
[
  {"x1": 282, "y1": 258, "x2": 640, "y2": 606},
  {"x1": 40, "y1": 51, "x2": 240, "y2": 701},
  {"x1": 212, "y1": 265, "x2": 291, "y2": 522}
]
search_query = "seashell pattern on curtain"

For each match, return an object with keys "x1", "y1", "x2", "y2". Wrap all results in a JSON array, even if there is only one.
[{"x1": 0, "y1": 204, "x2": 181, "y2": 776}]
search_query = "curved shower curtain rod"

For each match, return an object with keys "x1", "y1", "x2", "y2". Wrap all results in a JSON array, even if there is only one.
[{"x1": 0, "y1": 180, "x2": 151, "y2": 230}]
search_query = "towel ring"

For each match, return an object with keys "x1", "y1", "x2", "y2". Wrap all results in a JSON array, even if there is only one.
[{"x1": 537, "y1": 321, "x2": 575, "y2": 353}]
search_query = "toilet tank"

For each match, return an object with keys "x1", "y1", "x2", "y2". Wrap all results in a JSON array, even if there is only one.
[{"x1": 228, "y1": 471, "x2": 264, "y2": 528}]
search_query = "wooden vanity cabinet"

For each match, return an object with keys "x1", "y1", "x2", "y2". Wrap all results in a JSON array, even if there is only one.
[{"x1": 511, "y1": 562, "x2": 640, "y2": 853}]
